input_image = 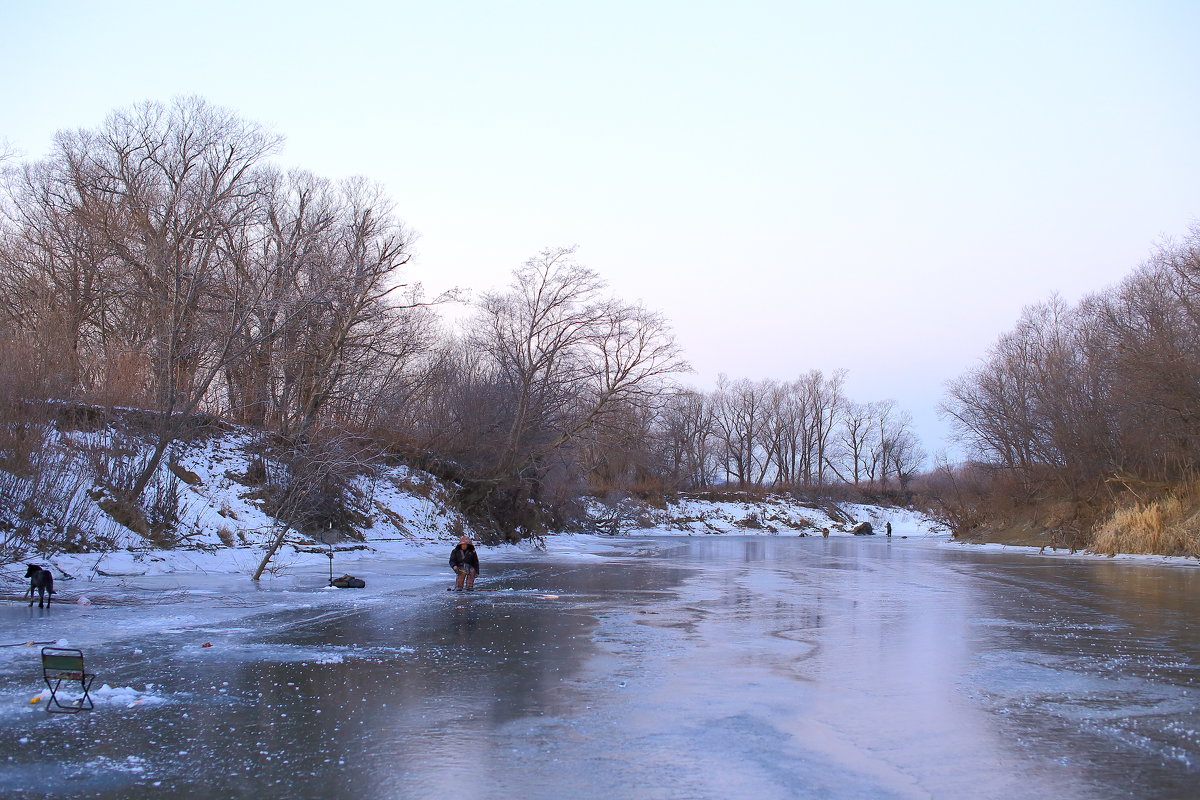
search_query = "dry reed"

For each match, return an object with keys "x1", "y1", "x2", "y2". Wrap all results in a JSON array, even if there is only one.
[{"x1": 1092, "y1": 481, "x2": 1200, "y2": 557}]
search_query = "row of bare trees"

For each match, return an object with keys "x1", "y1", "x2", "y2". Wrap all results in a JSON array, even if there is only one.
[
  {"x1": 386, "y1": 249, "x2": 925, "y2": 528},
  {"x1": 943, "y1": 226, "x2": 1200, "y2": 507},
  {"x1": 0, "y1": 98, "x2": 928, "y2": 546},
  {"x1": 0, "y1": 99, "x2": 438, "y2": 514},
  {"x1": 654, "y1": 373, "x2": 925, "y2": 492}
]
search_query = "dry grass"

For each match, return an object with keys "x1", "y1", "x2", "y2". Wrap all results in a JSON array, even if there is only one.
[{"x1": 1092, "y1": 481, "x2": 1200, "y2": 557}]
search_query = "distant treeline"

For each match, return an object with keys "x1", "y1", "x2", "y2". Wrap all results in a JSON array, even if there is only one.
[
  {"x1": 939, "y1": 225, "x2": 1200, "y2": 555},
  {"x1": 0, "y1": 98, "x2": 923, "y2": 546}
]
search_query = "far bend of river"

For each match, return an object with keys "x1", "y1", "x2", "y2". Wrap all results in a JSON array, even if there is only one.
[{"x1": 1, "y1": 536, "x2": 1198, "y2": 799}]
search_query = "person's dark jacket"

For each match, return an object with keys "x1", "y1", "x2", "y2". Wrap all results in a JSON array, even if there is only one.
[{"x1": 450, "y1": 544, "x2": 479, "y2": 573}]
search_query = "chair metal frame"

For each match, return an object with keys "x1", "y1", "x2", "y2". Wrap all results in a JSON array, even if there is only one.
[{"x1": 41, "y1": 647, "x2": 95, "y2": 713}]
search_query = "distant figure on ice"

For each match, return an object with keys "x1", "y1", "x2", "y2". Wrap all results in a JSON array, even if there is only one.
[
  {"x1": 886, "y1": 522, "x2": 892, "y2": 537},
  {"x1": 450, "y1": 535, "x2": 480, "y2": 591}
]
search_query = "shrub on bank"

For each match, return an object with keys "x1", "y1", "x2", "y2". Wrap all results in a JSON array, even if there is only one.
[{"x1": 1092, "y1": 488, "x2": 1200, "y2": 558}]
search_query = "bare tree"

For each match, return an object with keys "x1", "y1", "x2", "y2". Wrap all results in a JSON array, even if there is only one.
[
  {"x1": 221, "y1": 168, "x2": 337, "y2": 426},
  {"x1": 59, "y1": 98, "x2": 282, "y2": 408},
  {"x1": 462, "y1": 247, "x2": 688, "y2": 530},
  {"x1": 887, "y1": 425, "x2": 927, "y2": 490},
  {"x1": 251, "y1": 429, "x2": 381, "y2": 580},
  {"x1": 830, "y1": 400, "x2": 873, "y2": 485},
  {"x1": 34, "y1": 98, "x2": 307, "y2": 511},
  {"x1": 800, "y1": 369, "x2": 845, "y2": 486},
  {"x1": 709, "y1": 375, "x2": 773, "y2": 487},
  {"x1": 0, "y1": 155, "x2": 125, "y2": 392},
  {"x1": 656, "y1": 389, "x2": 717, "y2": 488},
  {"x1": 869, "y1": 399, "x2": 898, "y2": 488},
  {"x1": 275, "y1": 177, "x2": 422, "y2": 438}
]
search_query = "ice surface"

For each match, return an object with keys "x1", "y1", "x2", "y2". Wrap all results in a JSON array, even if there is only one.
[{"x1": 1, "y1": 535, "x2": 1198, "y2": 799}]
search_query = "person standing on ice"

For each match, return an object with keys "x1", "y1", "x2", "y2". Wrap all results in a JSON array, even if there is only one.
[{"x1": 449, "y1": 535, "x2": 480, "y2": 590}]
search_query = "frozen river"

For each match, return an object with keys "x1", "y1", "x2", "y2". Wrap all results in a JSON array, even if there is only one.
[{"x1": 1, "y1": 536, "x2": 1198, "y2": 799}]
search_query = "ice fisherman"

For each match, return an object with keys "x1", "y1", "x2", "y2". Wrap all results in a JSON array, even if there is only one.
[{"x1": 449, "y1": 535, "x2": 480, "y2": 591}]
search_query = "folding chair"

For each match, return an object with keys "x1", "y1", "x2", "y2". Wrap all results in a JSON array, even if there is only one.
[{"x1": 41, "y1": 647, "x2": 96, "y2": 713}]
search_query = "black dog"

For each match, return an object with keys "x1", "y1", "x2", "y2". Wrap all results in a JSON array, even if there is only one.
[{"x1": 25, "y1": 564, "x2": 54, "y2": 608}]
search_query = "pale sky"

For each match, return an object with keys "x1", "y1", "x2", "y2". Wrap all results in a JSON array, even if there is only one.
[{"x1": 3, "y1": 0, "x2": 1199, "y2": 459}]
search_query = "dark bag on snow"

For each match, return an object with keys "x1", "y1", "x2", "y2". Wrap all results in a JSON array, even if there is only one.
[{"x1": 332, "y1": 574, "x2": 366, "y2": 589}]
